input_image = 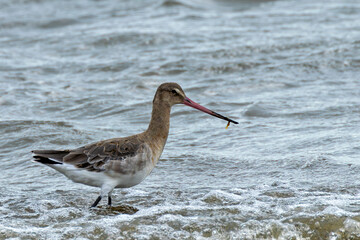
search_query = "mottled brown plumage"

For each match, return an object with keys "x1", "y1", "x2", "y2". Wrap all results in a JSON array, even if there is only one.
[{"x1": 32, "y1": 82, "x2": 238, "y2": 207}]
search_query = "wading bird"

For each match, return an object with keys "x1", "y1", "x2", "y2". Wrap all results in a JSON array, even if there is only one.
[{"x1": 32, "y1": 82, "x2": 238, "y2": 207}]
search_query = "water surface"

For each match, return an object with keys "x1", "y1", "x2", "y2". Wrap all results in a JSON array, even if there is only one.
[{"x1": 1, "y1": 0, "x2": 360, "y2": 239}]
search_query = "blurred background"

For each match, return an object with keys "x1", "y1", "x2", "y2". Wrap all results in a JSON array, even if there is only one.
[{"x1": 0, "y1": 0, "x2": 360, "y2": 239}]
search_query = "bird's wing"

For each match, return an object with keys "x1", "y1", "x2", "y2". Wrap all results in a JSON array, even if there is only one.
[{"x1": 63, "y1": 138, "x2": 150, "y2": 173}]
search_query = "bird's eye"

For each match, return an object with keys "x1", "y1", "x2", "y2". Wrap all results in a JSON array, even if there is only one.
[{"x1": 171, "y1": 89, "x2": 178, "y2": 95}]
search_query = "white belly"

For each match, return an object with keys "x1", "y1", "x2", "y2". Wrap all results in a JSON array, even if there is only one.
[{"x1": 50, "y1": 163, "x2": 153, "y2": 188}]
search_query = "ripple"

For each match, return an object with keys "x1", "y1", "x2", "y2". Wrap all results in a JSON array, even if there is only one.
[
  {"x1": 91, "y1": 32, "x2": 177, "y2": 48},
  {"x1": 38, "y1": 18, "x2": 78, "y2": 29},
  {"x1": 243, "y1": 103, "x2": 275, "y2": 117},
  {"x1": 159, "y1": 0, "x2": 201, "y2": 10}
]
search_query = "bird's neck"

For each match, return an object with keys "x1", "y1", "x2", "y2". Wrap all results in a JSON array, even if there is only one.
[{"x1": 145, "y1": 100, "x2": 171, "y2": 156}]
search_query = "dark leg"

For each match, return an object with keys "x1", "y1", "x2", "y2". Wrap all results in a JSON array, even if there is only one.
[
  {"x1": 108, "y1": 196, "x2": 112, "y2": 206},
  {"x1": 90, "y1": 196, "x2": 102, "y2": 208}
]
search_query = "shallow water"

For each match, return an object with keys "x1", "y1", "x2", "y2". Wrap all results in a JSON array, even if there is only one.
[{"x1": 1, "y1": 0, "x2": 360, "y2": 239}]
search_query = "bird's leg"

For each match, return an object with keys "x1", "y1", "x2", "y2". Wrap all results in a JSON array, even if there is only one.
[
  {"x1": 90, "y1": 196, "x2": 102, "y2": 208},
  {"x1": 94, "y1": 184, "x2": 115, "y2": 208},
  {"x1": 108, "y1": 196, "x2": 112, "y2": 206},
  {"x1": 107, "y1": 189, "x2": 113, "y2": 207}
]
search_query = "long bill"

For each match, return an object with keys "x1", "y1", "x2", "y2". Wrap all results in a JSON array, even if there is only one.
[{"x1": 183, "y1": 97, "x2": 239, "y2": 124}]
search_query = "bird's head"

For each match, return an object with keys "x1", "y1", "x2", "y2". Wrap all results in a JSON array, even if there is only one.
[{"x1": 154, "y1": 82, "x2": 238, "y2": 124}]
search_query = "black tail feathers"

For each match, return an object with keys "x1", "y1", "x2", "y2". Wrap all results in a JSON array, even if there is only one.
[
  {"x1": 31, "y1": 149, "x2": 69, "y2": 164},
  {"x1": 33, "y1": 156, "x2": 62, "y2": 165}
]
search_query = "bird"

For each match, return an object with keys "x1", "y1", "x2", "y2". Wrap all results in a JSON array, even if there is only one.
[{"x1": 32, "y1": 82, "x2": 238, "y2": 208}]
